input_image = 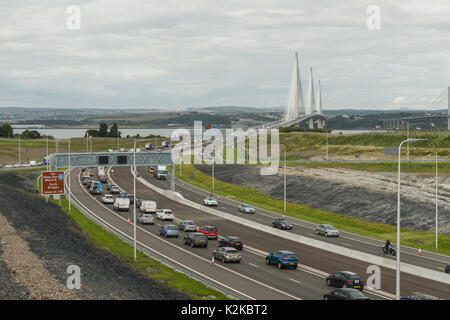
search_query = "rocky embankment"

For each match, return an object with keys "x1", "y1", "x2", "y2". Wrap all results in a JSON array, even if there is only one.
[{"x1": 0, "y1": 171, "x2": 188, "y2": 300}]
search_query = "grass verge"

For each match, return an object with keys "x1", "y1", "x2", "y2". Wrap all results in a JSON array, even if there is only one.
[{"x1": 177, "y1": 164, "x2": 450, "y2": 256}]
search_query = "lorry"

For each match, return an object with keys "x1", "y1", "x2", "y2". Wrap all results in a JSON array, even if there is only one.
[
  {"x1": 113, "y1": 198, "x2": 130, "y2": 211},
  {"x1": 145, "y1": 143, "x2": 153, "y2": 150},
  {"x1": 139, "y1": 200, "x2": 157, "y2": 214},
  {"x1": 98, "y1": 167, "x2": 107, "y2": 183},
  {"x1": 89, "y1": 181, "x2": 103, "y2": 195},
  {"x1": 154, "y1": 165, "x2": 168, "y2": 180}
]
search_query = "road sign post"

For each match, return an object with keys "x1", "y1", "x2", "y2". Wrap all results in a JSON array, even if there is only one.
[{"x1": 41, "y1": 171, "x2": 65, "y2": 196}]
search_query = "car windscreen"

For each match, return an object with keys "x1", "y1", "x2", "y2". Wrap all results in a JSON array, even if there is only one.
[
  {"x1": 347, "y1": 290, "x2": 365, "y2": 298},
  {"x1": 184, "y1": 220, "x2": 194, "y2": 225},
  {"x1": 142, "y1": 215, "x2": 153, "y2": 218},
  {"x1": 284, "y1": 254, "x2": 296, "y2": 259},
  {"x1": 166, "y1": 226, "x2": 177, "y2": 230},
  {"x1": 225, "y1": 249, "x2": 239, "y2": 254},
  {"x1": 228, "y1": 237, "x2": 241, "y2": 242},
  {"x1": 324, "y1": 225, "x2": 335, "y2": 230},
  {"x1": 193, "y1": 233, "x2": 206, "y2": 238},
  {"x1": 347, "y1": 274, "x2": 361, "y2": 280},
  {"x1": 204, "y1": 227, "x2": 217, "y2": 231}
]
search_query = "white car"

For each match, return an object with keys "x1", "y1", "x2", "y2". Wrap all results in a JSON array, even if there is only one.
[
  {"x1": 239, "y1": 204, "x2": 255, "y2": 214},
  {"x1": 156, "y1": 209, "x2": 174, "y2": 221},
  {"x1": 204, "y1": 197, "x2": 218, "y2": 206},
  {"x1": 101, "y1": 194, "x2": 115, "y2": 204}
]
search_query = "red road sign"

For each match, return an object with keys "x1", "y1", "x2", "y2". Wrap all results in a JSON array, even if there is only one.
[{"x1": 42, "y1": 171, "x2": 65, "y2": 195}]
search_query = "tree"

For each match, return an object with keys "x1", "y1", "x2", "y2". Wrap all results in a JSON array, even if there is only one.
[
  {"x1": 20, "y1": 130, "x2": 41, "y2": 139},
  {"x1": 85, "y1": 129, "x2": 99, "y2": 137},
  {"x1": 109, "y1": 122, "x2": 119, "y2": 137},
  {"x1": 99, "y1": 123, "x2": 109, "y2": 137},
  {"x1": 0, "y1": 123, "x2": 13, "y2": 138}
]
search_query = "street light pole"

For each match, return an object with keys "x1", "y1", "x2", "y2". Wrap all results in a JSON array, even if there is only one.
[
  {"x1": 69, "y1": 138, "x2": 71, "y2": 212},
  {"x1": 132, "y1": 138, "x2": 157, "y2": 261},
  {"x1": 19, "y1": 135, "x2": 21, "y2": 165},
  {"x1": 396, "y1": 138, "x2": 427, "y2": 300},
  {"x1": 284, "y1": 146, "x2": 286, "y2": 213},
  {"x1": 133, "y1": 139, "x2": 137, "y2": 261},
  {"x1": 326, "y1": 132, "x2": 328, "y2": 161},
  {"x1": 435, "y1": 151, "x2": 438, "y2": 250}
]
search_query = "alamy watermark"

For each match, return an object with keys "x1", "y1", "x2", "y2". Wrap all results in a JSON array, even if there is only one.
[
  {"x1": 67, "y1": 5, "x2": 81, "y2": 30},
  {"x1": 171, "y1": 121, "x2": 280, "y2": 175},
  {"x1": 66, "y1": 264, "x2": 81, "y2": 289},
  {"x1": 366, "y1": 5, "x2": 381, "y2": 30}
]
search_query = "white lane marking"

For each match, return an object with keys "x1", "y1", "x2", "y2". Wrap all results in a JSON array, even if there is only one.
[
  {"x1": 131, "y1": 169, "x2": 395, "y2": 299},
  {"x1": 170, "y1": 176, "x2": 450, "y2": 266},
  {"x1": 107, "y1": 168, "x2": 302, "y2": 300},
  {"x1": 66, "y1": 172, "x2": 253, "y2": 300},
  {"x1": 249, "y1": 263, "x2": 258, "y2": 268},
  {"x1": 342, "y1": 242, "x2": 353, "y2": 247},
  {"x1": 289, "y1": 278, "x2": 301, "y2": 284}
]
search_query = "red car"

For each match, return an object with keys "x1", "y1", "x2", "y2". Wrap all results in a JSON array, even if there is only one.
[{"x1": 197, "y1": 226, "x2": 218, "y2": 239}]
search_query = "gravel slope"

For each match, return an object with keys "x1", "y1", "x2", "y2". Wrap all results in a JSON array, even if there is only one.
[{"x1": 0, "y1": 171, "x2": 188, "y2": 300}]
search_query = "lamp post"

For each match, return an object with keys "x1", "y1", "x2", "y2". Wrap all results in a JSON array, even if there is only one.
[
  {"x1": 19, "y1": 135, "x2": 21, "y2": 165},
  {"x1": 69, "y1": 138, "x2": 71, "y2": 212},
  {"x1": 396, "y1": 138, "x2": 427, "y2": 300},
  {"x1": 428, "y1": 150, "x2": 439, "y2": 250},
  {"x1": 132, "y1": 138, "x2": 156, "y2": 261}
]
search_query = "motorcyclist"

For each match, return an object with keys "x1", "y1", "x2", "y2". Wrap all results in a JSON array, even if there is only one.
[{"x1": 384, "y1": 240, "x2": 391, "y2": 251}]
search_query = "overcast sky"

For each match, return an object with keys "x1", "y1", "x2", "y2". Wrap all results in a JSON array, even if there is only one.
[{"x1": 0, "y1": 0, "x2": 449, "y2": 110}]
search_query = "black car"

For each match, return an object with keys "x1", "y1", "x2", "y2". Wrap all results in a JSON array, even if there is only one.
[
  {"x1": 326, "y1": 271, "x2": 364, "y2": 291},
  {"x1": 445, "y1": 264, "x2": 450, "y2": 273},
  {"x1": 324, "y1": 288, "x2": 369, "y2": 300},
  {"x1": 219, "y1": 236, "x2": 243, "y2": 250},
  {"x1": 127, "y1": 194, "x2": 135, "y2": 205},
  {"x1": 183, "y1": 233, "x2": 208, "y2": 248},
  {"x1": 135, "y1": 199, "x2": 142, "y2": 209},
  {"x1": 86, "y1": 179, "x2": 94, "y2": 189},
  {"x1": 272, "y1": 218, "x2": 293, "y2": 230}
]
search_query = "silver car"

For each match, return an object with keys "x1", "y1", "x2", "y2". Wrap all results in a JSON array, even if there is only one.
[
  {"x1": 137, "y1": 214, "x2": 155, "y2": 225},
  {"x1": 178, "y1": 220, "x2": 197, "y2": 232},
  {"x1": 239, "y1": 204, "x2": 255, "y2": 214},
  {"x1": 213, "y1": 247, "x2": 241, "y2": 263},
  {"x1": 316, "y1": 224, "x2": 340, "y2": 237}
]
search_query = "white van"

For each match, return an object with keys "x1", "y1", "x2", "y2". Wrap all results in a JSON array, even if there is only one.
[
  {"x1": 29, "y1": 161, "x2": 37, "y2": 167},
  {"x1": 139, "y1": 200, "x2": 157, "y2": 214},
  {"x1": 113, "y1": 198, "x2": 130, "y2": 211}
]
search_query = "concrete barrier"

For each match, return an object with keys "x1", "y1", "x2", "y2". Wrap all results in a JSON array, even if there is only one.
[{"x1": 133, "y1": 171, "x2": 450, "y2": 286}]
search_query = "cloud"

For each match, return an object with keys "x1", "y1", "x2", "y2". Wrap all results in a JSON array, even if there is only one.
[{"x1": 0, "y1": 0, "x2": 449, "y2": 109}]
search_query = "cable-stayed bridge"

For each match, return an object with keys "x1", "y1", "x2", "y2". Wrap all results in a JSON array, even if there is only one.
[{"x1": 267, "y1": 52, "x2": 327, "y2": 129}]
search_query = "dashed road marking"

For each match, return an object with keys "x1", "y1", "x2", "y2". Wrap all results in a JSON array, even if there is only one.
[{"x1": 289, "y1": 278, "x2": 301, "y2": 284}]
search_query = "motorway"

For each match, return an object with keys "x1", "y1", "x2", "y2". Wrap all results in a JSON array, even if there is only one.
[
  {"x1": 143, "y1": 166, "x2": 450, "y2": 272},
  {"x1": 68, "y1": 165, "x2": 450, "y2": 299},
  {"x1": 68, "y1": 167, "x2": 391, "y2": 300},
  {"x1": 129, "y1": 165, "x2": 450, "y2": 299}
]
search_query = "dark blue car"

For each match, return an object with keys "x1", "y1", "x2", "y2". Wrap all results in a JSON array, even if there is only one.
[{"x1": 265, "y1": 250, "x2": 298, "y2": 269}]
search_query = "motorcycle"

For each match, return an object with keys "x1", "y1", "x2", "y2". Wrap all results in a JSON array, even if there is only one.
[{"x1": 382, "y1": 244, "x2": 396, "y2": 256}]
